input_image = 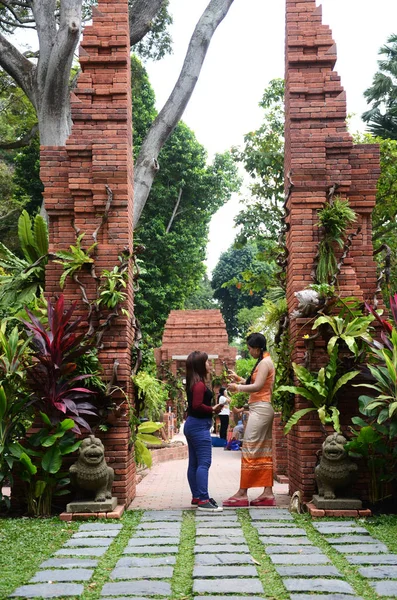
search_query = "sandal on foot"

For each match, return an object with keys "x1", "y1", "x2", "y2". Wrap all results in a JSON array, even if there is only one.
[
  {"x1": 250, "y1": 497, "x2": 276, "y2": 507},
  {"x1": 222, "y1": 497, "x2": 249, "y2": 507}
]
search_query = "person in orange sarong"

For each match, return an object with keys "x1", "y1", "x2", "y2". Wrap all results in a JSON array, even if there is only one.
[{"x1": 223, "y1": 332, "x2": 275, "y2": 507}]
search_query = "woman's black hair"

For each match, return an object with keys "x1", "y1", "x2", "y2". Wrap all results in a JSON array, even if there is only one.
[
  {"x1": 245, "y1": 332, "x2": 267, "y2": 384},
  {"x1": 185, "y1": 350, "x2": 208, "y2": 392},
  {"x1": 217, "y1": 386, "x2": 226, "y2": 401}
]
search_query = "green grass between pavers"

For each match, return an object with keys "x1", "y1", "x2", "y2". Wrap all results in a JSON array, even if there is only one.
[
  {"x1": 294, "y1": 513, "x2": 382, "y2": 600},
  {"x1": 0, "y1": 516, "x2": 79, "y2": 599},
  {"x1": 171, "y1": 510, "x2": 196, "y2": 599},
  {"x1": 238, "y1": 509, "x2": 290, "y2": 600},
  {"x1": 364, "y1": 514, "x2": 397, "y2": 553}
]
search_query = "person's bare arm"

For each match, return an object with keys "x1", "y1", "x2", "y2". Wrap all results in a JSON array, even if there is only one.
[{"x1": 228, "y1": 358, "x2": 270, "y2": 393}]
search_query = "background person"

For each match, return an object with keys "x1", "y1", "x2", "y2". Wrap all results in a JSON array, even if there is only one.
[
  {"x1": 184, "y1": 350, "x2": 223, "y2": 512},
  {"x1": 217, "y1": 386, "x2": 230, "y2": 439},
  {"x1": 224, "y1": 333, "x2": 275, "y2": 507}
]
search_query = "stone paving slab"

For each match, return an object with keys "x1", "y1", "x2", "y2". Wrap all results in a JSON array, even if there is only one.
[
  {"x1": 65, "y1": 537, "x2": 112, "y2": 547},
  {"x1": 55, "y1": 547, "x2": 108, "y2": 557},
  {"x1": 101, "y1": 581, "x2": 172, "y2": 596},
  {"x1": 194, "y1": 544, "x2": 249, "y2": 553},
  {"x1": 193, "y1": 578, "x2": 264, "y2": 594},
  {"x1": 259, "y1": 536, "x2": 312, "y2": 546},
  {"x1": 256, "y1": 527, "x2": 307, "y2": 536},
  {"x1": 266, "y1": 545, "x2": 323, "y2": 555},
  {"x1": 196, "y1": 528, "x2": 243, "y2": 536},
  {"x1": 283, "y1": 578, "x2": 355, "y2": 594},
  {"x1": 137, "y1": 521, "x2": 181, "y2": 529},
  {"x1": 313, "y1": 521, "x2": 358, "y2": 528},
  {"x1": 195, "y1": 535, "x2": 246, "y2": 545},
  {"x1": 252, "y1": 521, "x2": 297, "y2": 528},
  {"x1": 116, "y1": 556, "x2": 176, "y2": 567},
  {"x1": 79, "y1": 523, "x2": 123, "y2": 531},
  {"x1": 249, "y1": 510, "x2": 293, "y2": 520},
  {"x1": 346, "y1": 554, "x2": 397, "y2": 565},
  {"x1": 193, "y1": 565, "x2": 257, "y2": 578},
  {"x1": 123, "y1": 545, "x2": 179, "y2": 554},
  {"x1": 290, "y1": 595, "x2": 363, "y2": 600},
  {"x1": 276, "y1": 565, "x2": 341, "y2": 577},
  {"x1": 194, "y1": 553, "x2": 253, "y2": 566},
  {"x1": 141, "y1": 510, "x2": 182, "y2": 520},
  {"x1": 100, "y1": 598, "x2": 155, "y2": 600},
  {"x1": 40, "y1": 558, "x2": 98, "y2": 569},
  {"x1": 195, "y1": 515, "x2": 238, "y2": 522},
  {"x1": 332, "y1": 543, "x2": 388, "y2": 553},
  {"x1": 370, "y1": 581, "x2": 397, "y2": 596},
  {"x1": 327, "y1": 535, "x2": 379, "y2": 544},
  {"x1": 73, "y1": 530, "x2": 120, "y2": 538},
  {"x1": 10, "y1": 583, "x2": 84, "y2": 597},
  {"x1": 193, "y1": 597, "x2": 266, "y2": 600},
  {"x1": 111, "y1": 566, "x2": 174, "y2": 580},
  {"x1": 134, "y1": 529, "x2": 181, "y2": 537},
  {"x1": 127, "y1": 537, "x2": 180, "y2": 546},
  {"x1": 194, "y1": 520, "x2": 237, "y2": 528},
  {"x1": 359, "y1": 565, "x2": 397, "y2": 578},
  {"x1": 269, "y1": 554, "x2": 331, "y2": 565},
  {"x1": 313, "y1": 526, "x2": 369, "y2": 535},
  {"x1": 30, "y1": 569, "x2": 93, "y2": 583}
]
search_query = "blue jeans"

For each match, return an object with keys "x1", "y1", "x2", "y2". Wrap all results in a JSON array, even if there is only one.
[{"x1": 184, "y1": 416, "x2": 212, "y2": 501}]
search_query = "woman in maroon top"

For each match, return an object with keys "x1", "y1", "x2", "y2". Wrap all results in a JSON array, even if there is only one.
[{"x1": 184, "y1": 350, "x2": 223, "y2": 512}]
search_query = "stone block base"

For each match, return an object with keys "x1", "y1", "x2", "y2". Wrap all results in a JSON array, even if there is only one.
[
  {"x1": 312, "y1": 495, "x2": 362, "y2": 510},
  {"x1": 60, "y1": 503, "x2": 125, "y2": 521},
  {"x1": 66, "y1": 496, "x2": 118, "y2": 513},
  {"x1": 306, "y1": 502, "x2": 372, "y2": 519}
]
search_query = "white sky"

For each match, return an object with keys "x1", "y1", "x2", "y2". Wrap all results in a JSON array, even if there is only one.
[{"x1": 144, "y1": 0, "x2": 397, "y2": 275}]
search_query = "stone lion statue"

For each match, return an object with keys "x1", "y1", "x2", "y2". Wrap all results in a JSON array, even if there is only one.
[
  {"x1": 290, "y1": 289, "x2": 320, "y2": 319},
  {"x1": 315, "y1": 432, "x2": 357, "y2": 499},
  {"x1": 69, "y1": 435, "x2": 114, "y2": 502}
]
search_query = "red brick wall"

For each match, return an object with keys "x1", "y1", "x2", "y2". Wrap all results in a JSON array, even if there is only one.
[
  {"x1": 272, "y1": 413, "x2": 288, "y2": 480},
  {"x1": 42, "y1": 0, "x2": 136, "y2": 507},
  {"x1": 284, "y1": 0, "x2": 380, "y2": 501}
]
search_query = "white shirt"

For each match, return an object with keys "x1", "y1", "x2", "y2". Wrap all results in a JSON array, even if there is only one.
[{"x1": 218, "y1": 394, "x2": 230, "y2": 416}]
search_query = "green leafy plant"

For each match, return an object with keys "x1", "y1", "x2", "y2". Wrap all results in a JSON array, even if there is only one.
[
  {"x1": 54, "y1": 233, "x2": 97, "y2": 289},
  {"x1": 97, "y1": 264, "x2": 128, "y2": 309},
  {"x1": 316, "y1": 197, "x2": 357, "y2": 283},
  {"x1": 11, "y1": 416, "x2": 81, "y2": 516},
  {"x1": 0, "y1": 324, "x2": 33, "y2": 507},
  {"x1": 313, "y1": 312, "x2": 374, "y2": 357},
  {"x1": 0, "y1": 210, "x2": 48, "y2": 312},
  {"x1": 279, "y1": 346, "x2": 360, "y2": 434},
  {"x1": 132, "y1": 420, "x2": 164, "y2": 468},
  {"x1": 132, "y1": 370, "x2": 168, "y2": 421}
]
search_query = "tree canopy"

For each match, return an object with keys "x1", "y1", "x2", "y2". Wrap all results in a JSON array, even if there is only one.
[
  {"x1": 362, "y1": 33, "x2": 397, "y2": 139},
  {"x1": 0, "y1": 0, "x2": 236, "y2": 225}
]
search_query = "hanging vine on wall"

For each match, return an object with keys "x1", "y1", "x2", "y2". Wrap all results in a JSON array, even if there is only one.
[{"x1": 314, "y1": 195, "x2": 357, "y2": 284}]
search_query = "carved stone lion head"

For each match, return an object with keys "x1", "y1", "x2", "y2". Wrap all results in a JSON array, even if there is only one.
[
  {"x1": 78, "y1": 435, "x2": 105, "y2": 466},
  {"x1": 322, "y1": 432, "x2": 348, "y2": 462}
]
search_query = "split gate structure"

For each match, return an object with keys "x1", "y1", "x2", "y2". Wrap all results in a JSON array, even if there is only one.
[
  {"x1": 284, "y1": 0, "x2": 380, "y2": 500},
  {"x1": 41, "y1": 0, "x2": 136, "y2": 507},
  {"x1": 37, "y1": 0, "x2": 382, "y2": 510}
]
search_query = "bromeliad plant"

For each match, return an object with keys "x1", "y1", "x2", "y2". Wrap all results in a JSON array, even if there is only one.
[
  {"x1": 23, "y1": 295, "x2": 98, "y2": 433},
  {"x1": 279, "y1": 346, "x2": 360, "y2": 434},
  {"x1": 54, "y1": 233, "x2": 97, "y2": 289}
]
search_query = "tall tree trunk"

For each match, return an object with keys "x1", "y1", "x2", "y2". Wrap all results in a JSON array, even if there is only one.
[{"x1": 133, "y1": 0, "x2": 235, "y2": 226}]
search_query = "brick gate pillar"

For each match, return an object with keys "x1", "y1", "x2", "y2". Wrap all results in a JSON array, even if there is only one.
[
  {"x1": 41, "y1": 0, "x2": 136, "y2": 506},
  {"x1": 284, "y1": 0, "x2": 380, "y2": 501}
]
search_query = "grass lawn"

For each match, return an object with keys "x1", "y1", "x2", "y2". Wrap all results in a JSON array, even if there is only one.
[{"x1": 0, "y1": 511, "x2": 397, "y2": 600}]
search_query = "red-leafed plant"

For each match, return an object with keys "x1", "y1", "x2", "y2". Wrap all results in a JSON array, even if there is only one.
[
  {"x1": 23, "y1": 295, "x2": 97, "y2": 433},
  {"x1": 365, "y1": 293, "x2": 397, "y2": 350}
]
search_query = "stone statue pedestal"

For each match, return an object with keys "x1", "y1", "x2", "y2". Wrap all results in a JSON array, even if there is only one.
[
  {"x1": 66, "y1": 497, "x2": 118, "y2": 514},
  {"x1": 312, "y1": 495, "x2": 362, "y2": 510}
]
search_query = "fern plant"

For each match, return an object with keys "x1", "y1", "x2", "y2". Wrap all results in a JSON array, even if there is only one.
[
  {"x1": 132, "y1": 371, "x2": 168, "y2": 421},
  {"x1": 0, "y1": 210, "x2": 48, "y2": 312},
  {"x1": 316, "y1": 197, "x2": 357, "y2": 283},
  {"x1": 279, "y1": 346, "x2": 360, "y2": 434},
  {"x1": 97, "y1": 265, "x2": 128, "y2": 309},
  {"x1": 54, "y1": 234, "x2": 97, "y2": 289}
]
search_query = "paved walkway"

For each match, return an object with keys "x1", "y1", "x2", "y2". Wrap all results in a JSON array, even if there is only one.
[
  {"x1": 10, "y1": 508, "x2": 397, "y2": 598},
  {"x1": 129, "y1": 445, "x2": 290, "y2": 510}
]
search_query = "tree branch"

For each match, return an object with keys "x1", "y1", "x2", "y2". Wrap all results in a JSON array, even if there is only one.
[
  {"x1": 0, "y1": 123, "x2": 38, "y2": 149},
  {"x1": 133, "y1": 0, "x2": 235, "y2": 226},
  {"x1": 0, "y1": 31, "x2": 35, "y2": 103},
  {"x1": 166, "y1": 188, "x2": 183, "y2": 233},
  {"x1": 129, "y1": 0, "x2": 164, "y2": 46}
]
